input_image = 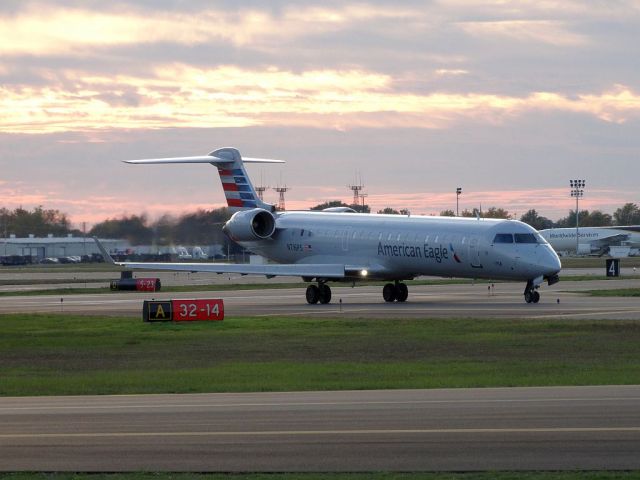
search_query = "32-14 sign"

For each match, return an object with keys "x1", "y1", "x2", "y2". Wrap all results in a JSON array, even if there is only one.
[{"x1": 172, "y1": 299, "x2": 224, "y2": 321}]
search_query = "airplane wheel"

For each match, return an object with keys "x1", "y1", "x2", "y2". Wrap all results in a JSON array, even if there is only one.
[
  {"x1": 524, "y1": 291, "x2": 532, "y2": 303},
  {"x1": 532, "y1": 291, "x2": 540, "y2": 303},
  {"x1": 306, "y1": 284, "x2": 320, "y2": 304},
  {"x1": 396, "y1": 283, "x2": 408, "y2": 302},
  {"x1": 319, "y1": 284, "x2": 332, "y2": 304},
  {"x1": 383, "y1": 283, "x2": 397, "y2": 302}
]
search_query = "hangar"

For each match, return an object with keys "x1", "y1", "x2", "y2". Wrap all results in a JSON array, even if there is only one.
[{"x1": 1, "y1": 235, "x2": 128, "y2": 262}]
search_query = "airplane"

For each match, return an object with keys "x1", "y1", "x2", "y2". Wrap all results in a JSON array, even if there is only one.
[
  {"x1": 539, "y1": 226, "x2": 640, "y2": 257},
  {"x1": 96, "y1": 147, "x2": 561, "y2": 304}
]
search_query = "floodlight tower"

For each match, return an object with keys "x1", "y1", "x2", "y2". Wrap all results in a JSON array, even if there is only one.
[
  {"x1": 273, "y1": 185, "x2": 289, "y2": 211},
  {"x1": 456, "y1": 187, "x2": 462, "y2": 216},
  {"x1": 359, "y1": 193, "x2": 368, "y2": 212},
  {"x1": 570, "y1": 179, "x2": 586, "y2": 255},
  {"x1": 348, "y1": 183, "x2": 364, "y2": 207}
]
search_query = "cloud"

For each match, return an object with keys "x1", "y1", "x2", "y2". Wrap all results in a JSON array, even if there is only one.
[
  {"x1": 456, "y1": 20, "x2": 588, "y2": 46},
  {"x1": 0, "y1": 4, "x2": 420, "y2": 56},
  {"x1": 440, "y1": 0, "x2": 640, "y2": 22},
  {"x1": 434, "y1": 69, "x2": 469, "y2": 77},
  {"x1": 4, "y1": 181, "x2": 633, "y2": 228},
  {"x1": 1, "y1": 63, "x2": 639, "y2": 133}
]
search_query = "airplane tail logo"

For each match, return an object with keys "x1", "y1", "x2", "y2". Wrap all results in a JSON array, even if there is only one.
[
  {"x1": 217, "y1": 166, "x2": 259, "y2": 209},
  {"x1": 211, "y1": 148, "x2": 277, "y2": 212},
  {"x1": 449, "y1": 243, "x2": 462, "y2": 263}
]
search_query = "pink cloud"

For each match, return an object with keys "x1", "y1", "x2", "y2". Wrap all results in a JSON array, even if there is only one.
[{"x1": 3, "y1": 182, "x2": 636, "y2": 230}]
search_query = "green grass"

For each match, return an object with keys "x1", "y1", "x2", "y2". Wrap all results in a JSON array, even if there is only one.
[
  {"x1": 2, "y1": 473, "x2": 640, "y2": 480},
  {"x1": 559, "y1": 256, "x2": 640, "y2": 268},
  {"x1": 2, "y1": 314, "x2": 640, "y2": 396},
  {"x1": 0, "y1": 263, "x2": 122, "y2": 273},
  {"x1": 584, "y1": 288, "x2": 640, "y2": 297}
]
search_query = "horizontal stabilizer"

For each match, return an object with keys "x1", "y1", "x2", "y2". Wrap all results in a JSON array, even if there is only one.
[{"x1": 124, "y1": 156, "x2": 285, "y2": 165}]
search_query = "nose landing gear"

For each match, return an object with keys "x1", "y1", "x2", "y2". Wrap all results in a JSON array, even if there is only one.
[{"x1": 523, "y1": 280, "x2": 540, "y2": 304}]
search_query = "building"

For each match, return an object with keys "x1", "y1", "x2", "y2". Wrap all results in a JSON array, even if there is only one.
[{"x1": 1, "y1": 234, "x2": 129, "y2": 261}]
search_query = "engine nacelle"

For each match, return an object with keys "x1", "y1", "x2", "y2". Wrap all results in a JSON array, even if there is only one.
[
  {"x1": 577, "y1": 243, "x2": 595, "y2": 255},
  {"x1": 223, "y1": 208, "x2": 276, "y2": 242}
]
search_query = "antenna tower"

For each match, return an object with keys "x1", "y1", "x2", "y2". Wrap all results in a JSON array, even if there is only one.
[
  {"x1": 255, "y1": 171, "x2": 268, "y2": 202},
  {"x1": 255, "y1": 185, "x2": 269, "y2": 201},
  {"x1": 273, "y1": 185, "x2": 289, "y2": 211},
  {"x1": 348, "y1": 172, "x2": 366, "y2": 209}
]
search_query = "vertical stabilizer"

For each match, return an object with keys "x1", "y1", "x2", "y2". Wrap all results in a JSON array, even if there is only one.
[{"x1": 210, "y1": 148, "x2": 276, "y2": 212}]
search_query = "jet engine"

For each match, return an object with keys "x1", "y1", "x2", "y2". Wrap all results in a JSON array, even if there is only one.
[{"x1": 222, "y1": 208, "x2": 276, "y2": 242}]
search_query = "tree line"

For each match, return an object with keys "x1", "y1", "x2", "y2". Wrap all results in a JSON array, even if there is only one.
[{"x1": 2, "y1": 202, "x2": 640, "y2": 245}]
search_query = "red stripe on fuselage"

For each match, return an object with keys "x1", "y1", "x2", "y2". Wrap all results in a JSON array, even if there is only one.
[
  {"x1": 222, "y1": 183, "x2": 238, "y2": 191},
  {"x1": 227, "y1": 199, "x2": 243, "y2": 207}
]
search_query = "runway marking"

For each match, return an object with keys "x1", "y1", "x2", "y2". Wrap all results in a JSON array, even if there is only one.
[
  {"x1": 2, "y1": 396, "x2": 640, "y2": 412},
  {"x1": 2, "y1": 427, "x2": 640, "y2": 439}
]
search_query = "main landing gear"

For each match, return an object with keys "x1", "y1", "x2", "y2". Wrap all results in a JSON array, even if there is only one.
[
  {"x1": 382, "y1": 281, "x2": 409, "y2": 303},
  {"x1": 523, "y1": 280, "x2": 540, "y2": 304},
  {"x1": 306, "y1": 283, "x2": 332, "y2": 304}
]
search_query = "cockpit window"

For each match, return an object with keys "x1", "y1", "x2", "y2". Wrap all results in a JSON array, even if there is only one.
[
  {"x1": 514, "y1": 233, "x2": 538, "y2": 244},
  {"x1": 493, "y1": 233, "x2": 513, "y2": 243}
]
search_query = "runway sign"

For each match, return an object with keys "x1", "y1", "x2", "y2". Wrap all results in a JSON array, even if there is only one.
[
  {"x1": 112, "y1": 278, "x2": 161, "y2": 292},
  {"x1": 173, "y1": 299, "x2": 224, "y2": 321},
  {"x1": 606, "y1": 258, "x2": 620, "y2": 277},
  {"x1": 143, "y1": 299, "x2": 224, "y2": 322},
  {"x1": 143, "y1": 300, "x2": 173, "y2": 322}
]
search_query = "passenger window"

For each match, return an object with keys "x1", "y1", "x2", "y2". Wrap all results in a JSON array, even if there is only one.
[
  {"x1": 493, "y1": 233, "x2": 514, "y2": 244},
  {"x1": 514, "y1": 233, "x2": 538, "y2": 244}
]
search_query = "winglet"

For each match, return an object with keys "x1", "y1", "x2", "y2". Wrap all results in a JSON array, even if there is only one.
[{"x1": 93, "y1": 237, "x2": 116, "y2": 265}]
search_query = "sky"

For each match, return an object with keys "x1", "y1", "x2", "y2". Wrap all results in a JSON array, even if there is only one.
[{"x1": 1, "y1": 0, "x2": 639, "y2": 227}]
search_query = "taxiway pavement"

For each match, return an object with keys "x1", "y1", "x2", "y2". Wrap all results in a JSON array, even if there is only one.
[
  {"x1": 1, "y1": 386, "x2": 639, "y2": 471},
  {"x1": 0, "y1": 278, "x2": 639, "y2": 319}
]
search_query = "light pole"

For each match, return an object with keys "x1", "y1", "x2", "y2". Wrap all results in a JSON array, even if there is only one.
[
  {"x1": 456, "y1": 187, "x2": 462, "y2": 216},
  {"x1": 570, "y1": 179, "x2": 586, "y2": 255}
]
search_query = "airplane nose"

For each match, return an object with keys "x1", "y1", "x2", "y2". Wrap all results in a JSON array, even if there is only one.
[{"x1": 541, "y1": 247, "x2": 562, "y2": 275}]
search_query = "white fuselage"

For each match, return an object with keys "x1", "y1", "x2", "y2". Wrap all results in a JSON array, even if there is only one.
[
  {"x1": 539, "y1": 226, "x2": 640, "y2": 255},
  {"x1": 238, "y1": 212, "x2": 561, "y2": 282}
]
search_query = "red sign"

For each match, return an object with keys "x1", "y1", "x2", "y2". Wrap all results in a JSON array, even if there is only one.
[
  {"x1": 136, "y1": 278, "x2": 160, "y2": 292},
  {"x1": 171, "y1": 299, "x2": 224, "y2": 321}
]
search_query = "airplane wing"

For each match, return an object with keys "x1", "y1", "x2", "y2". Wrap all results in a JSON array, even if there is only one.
[
  {"x1": 111, "y1": 260, "x2": 347, "y2": 278},
  {"x1": 93, "y1": 237, "x2": 384, "y2": 279},
  {"x1": 590, "y1": 233, "x2": 629, "y2": 248}
]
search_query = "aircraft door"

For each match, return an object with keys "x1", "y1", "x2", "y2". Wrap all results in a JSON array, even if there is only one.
[
  {"x1": 342, "y1": 227, "x2": 352, "y2": 252},
  {"x1": 469, "y1": 236, "x2": 483, "y2": 269}
]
